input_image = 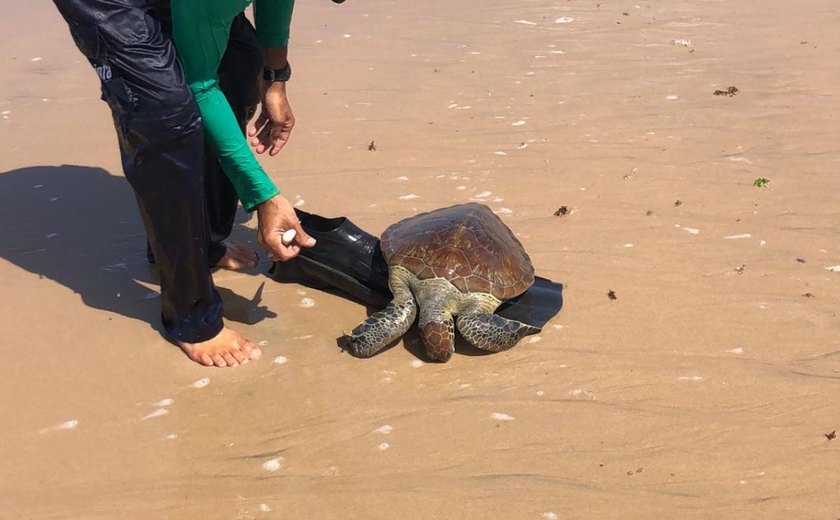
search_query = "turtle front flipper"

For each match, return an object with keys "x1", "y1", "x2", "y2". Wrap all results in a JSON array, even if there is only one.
[
  {"x1": 456, "y1": 313, "x2": 540, "y2": 352},
  {"x1": 345, "y1": 271, "x2": 418, "y2": 357}
]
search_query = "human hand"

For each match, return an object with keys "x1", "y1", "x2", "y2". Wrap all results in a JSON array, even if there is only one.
[
  {"x1": 248, "y1": 81, "x2": 295, "y2": 156},
  {"x1": 256, "y1": 195, "x2": 316, "y2": 261}
]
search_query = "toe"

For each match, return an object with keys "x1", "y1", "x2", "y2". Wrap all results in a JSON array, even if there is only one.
[
  {"x1": 199, "y1": 352, "x2": 214, "y2": 366},
  {"x1": 243, "y1": 341, "x2": 263, "y2": 360},
  {"x1": 230, "y1": 344, "x2": 250, "y2": 365},
  {"x1": 221, "y1": 351, "x2": 239, "y2": 367},
  {"x1": 212, "y1": 354, "x2": 227, "y2": 367}
]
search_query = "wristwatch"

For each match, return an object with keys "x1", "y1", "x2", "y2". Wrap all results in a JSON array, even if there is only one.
[{"x1": 263, "y1": 63, "x2": 291, "y2": 82}]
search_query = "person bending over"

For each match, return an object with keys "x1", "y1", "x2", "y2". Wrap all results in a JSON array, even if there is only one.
[{"x1": 52, "y1": 0, "x2": 315, "y2": 368}]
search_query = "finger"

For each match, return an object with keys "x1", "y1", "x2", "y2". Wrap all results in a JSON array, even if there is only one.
[
  {"x1": 254, "y1": 125, "x2": 273, "y2": 154},
  {"x1": 280, "y1": 244, "x2": 301, "y2": 260},
  {"x1": 248, "y1": 111, "x2": 268, "y2": 138},
  {"x1": 268, "y1": 128, "x2": 290, "y2": 156},
  {"x1": 293, "y1": 221, "x2": 317, "y2": 248},
  {"x1": 251, "y1": 125, "x2": 270, "y2": 152},
  {"x1": 261, "y1": 235, "x2": 288, "y2": 262},
  {"x1": 269, "y1": 140, "x2": 286, "y2": 156},
  {"x1": 269, "y1": 239, "x2": 300, "y2": 262}
]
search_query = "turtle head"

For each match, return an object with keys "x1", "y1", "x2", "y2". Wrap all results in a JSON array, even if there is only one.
[{"x1": 419, "y1": 319, "x2": 455, "y2": 362}]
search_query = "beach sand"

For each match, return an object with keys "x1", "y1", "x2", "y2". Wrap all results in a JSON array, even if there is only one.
[{"x1": 1, "y1": 0, "x2": 839, "y2": 518}]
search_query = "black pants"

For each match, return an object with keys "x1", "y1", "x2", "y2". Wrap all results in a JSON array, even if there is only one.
[{"x1": 53, "y1": 0, "x2": 263, "y2": 342}]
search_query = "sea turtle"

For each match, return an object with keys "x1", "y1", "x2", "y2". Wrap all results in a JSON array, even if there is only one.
[{"x1": 345, "y1": 203, "x2": 539, "y2": 362}]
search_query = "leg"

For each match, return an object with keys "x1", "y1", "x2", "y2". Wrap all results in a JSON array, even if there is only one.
[
  {"x1": 346, "y1": 270, "x2": 418, "y2": 358},
  {"x1": 456, "y1": 313, "x2": 540, "y2": 352},
  {"x1": 53, "y1": 0, "x2": 261, "y2": 366}
]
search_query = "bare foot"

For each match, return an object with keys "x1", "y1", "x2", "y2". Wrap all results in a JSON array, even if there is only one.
[
  {"x1": 177, "y1": 327, "x2": 263, "y2": 367},
  {"x1": 213, "y1": 241, "x2": 259, "y2": 271}
]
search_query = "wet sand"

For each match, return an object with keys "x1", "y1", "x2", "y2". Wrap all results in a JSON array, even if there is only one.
[{"x1": 2, "y1": 0, "x2": 839, "y2": 518}]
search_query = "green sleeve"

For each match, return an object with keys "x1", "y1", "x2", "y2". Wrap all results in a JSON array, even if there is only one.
[
  {"x1": 254, "y1": 0, "x2": 295, "y2": 48},
  {"x1": 171, "y1": 0, "x2": 280, "y2": 212}
]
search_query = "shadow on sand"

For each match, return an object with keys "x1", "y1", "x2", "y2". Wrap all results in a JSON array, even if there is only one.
[{"x1": 0, "y1": 164, "x2": 272, "y2": 336}]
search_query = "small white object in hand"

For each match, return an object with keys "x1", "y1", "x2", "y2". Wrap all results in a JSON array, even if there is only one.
[{"x1": 282, "y1": 228, "x2": 297, "y2": 246}]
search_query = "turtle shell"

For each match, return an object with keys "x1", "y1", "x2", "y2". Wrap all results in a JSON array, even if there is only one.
[{"x1": 381, "y1": 203, "x2": 535, "y2": 300}]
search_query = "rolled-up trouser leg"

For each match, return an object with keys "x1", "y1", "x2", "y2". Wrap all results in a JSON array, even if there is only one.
[
  {"x1": 53, "y1": 0, "x2": 224, "y2": 343},
  {"x1": 205, "y1": 13, "x2": 264, "y2": 265}
]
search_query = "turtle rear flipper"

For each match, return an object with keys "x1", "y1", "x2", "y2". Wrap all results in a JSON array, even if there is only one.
[{"x1": 456, "y1": 313, "x2": 540, "y2": 352}]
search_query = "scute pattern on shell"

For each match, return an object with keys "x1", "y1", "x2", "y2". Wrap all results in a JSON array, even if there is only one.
[{"x1": 381, "y1": 203, "x2": 534, "y2": 300}]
